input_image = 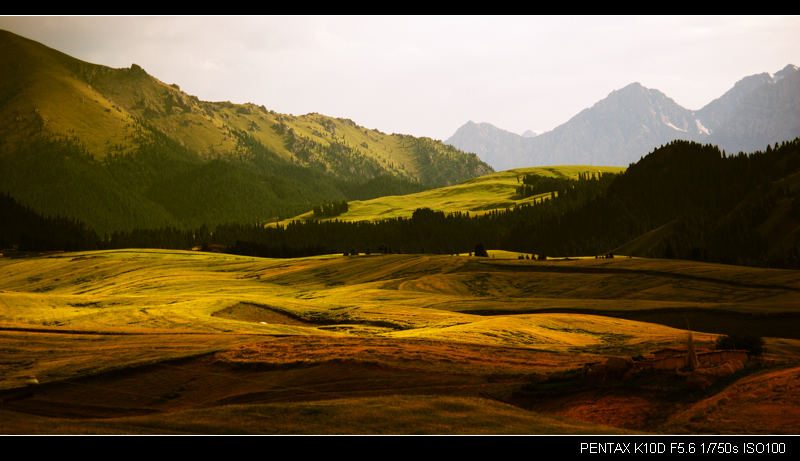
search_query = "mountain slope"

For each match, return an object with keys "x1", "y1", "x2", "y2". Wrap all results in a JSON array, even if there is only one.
[
  {"x1": 0, "y1": 29, "x2": 492, "y2": 234},
  {"x1": 447, "y1": 66, "x2": 800, "y2": 170},
  {"x1": 599, "y1": 138, "x2": 800, "y2": 267},
  {"x1": 522, "y1": 82, "x2": 704, "y2": 167}
]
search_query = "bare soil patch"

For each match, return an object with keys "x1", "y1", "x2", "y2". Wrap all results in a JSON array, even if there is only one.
[
  {"x1": 212, "y1": 302, "x2": 314, "y2": 326},
  {"x1": 0, "y1": 335, "x2": 588, "y2": 428}
]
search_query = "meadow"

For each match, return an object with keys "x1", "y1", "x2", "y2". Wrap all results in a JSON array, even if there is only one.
[
  {"x1": 1, "y1": 248, "x2": 798, "y2": 434},
  {"x1": 276, "y1": 165, "x2": 626, "y2": 224}
]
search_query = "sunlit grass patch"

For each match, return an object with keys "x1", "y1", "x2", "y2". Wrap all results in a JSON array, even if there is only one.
[{"x1": 278, "y1": 165, "x2": 626, "y2": 225}]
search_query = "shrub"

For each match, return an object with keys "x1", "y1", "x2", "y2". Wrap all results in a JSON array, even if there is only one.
[{"x1": 715, "y1": 334, "x2": 765, "y2": 356}]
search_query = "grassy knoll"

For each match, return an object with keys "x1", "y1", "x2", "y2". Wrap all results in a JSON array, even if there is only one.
[
  {"x1": 1, "y1": 249, "x2": 798, "y2": 434},
  {"x1": 278, "y1": 165, "x2": 626, "y2": 224},
  {"x1": 660, "y1": 365, "x2": 800, "y2": 434}
]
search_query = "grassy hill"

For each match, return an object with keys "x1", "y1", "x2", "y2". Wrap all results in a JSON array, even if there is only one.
[
  {"x1": 279, "y1": 165, "x2": 626, "y2": 224},
  {"x1": 0, "y1": 29, "x2": 492, "y2": 234}
]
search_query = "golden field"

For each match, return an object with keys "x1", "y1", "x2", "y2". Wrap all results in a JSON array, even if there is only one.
[{"x1": 0, "y1": 249, "x2": 799, "y2": 434}]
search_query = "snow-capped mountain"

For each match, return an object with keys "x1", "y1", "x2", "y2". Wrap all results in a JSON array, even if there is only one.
[
  {"x1": 446, "y1": 65, "x2": 800, "y2": 169},
  {"x1": 696, "y1": 64, "x2": 800, "y2": 155}
]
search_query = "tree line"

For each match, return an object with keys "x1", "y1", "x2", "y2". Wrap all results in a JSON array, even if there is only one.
[
  {"x1": 514, "y1": 171, "x2": 617, "y2": 200},
  {"x1": 312, "y1": 200, "x2": 349, "y2": 218}
]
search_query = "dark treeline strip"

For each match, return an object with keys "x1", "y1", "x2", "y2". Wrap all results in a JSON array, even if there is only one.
[
  {"x1": 312, "y1": 200, "x2": 349, "y2": 218},
  {"x1": 334, "y1": 175, "x2": 427, "y2": 201},
  {"x1": 514, "y1": 171, "x2": 617, "y2": 200},
  {"x1": 0, "y1": 192, "x2": 100, "y2": 252}
]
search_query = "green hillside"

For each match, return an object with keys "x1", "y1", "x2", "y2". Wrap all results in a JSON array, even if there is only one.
[
  {"x1": 0, "y1": 29, "x2": 492, "y2": 234},
  {"x1": 280, "y1": 165, "x2": 626, "y2": 224}
]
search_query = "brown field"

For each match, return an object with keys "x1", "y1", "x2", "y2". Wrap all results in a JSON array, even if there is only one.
[{"x1": 0, "y1": 249, "x2": 798, "y2": 434}]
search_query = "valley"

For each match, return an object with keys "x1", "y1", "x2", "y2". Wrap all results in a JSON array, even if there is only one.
[{"x1": 1, "y1": 24, "x2": 799, "y2": 437}]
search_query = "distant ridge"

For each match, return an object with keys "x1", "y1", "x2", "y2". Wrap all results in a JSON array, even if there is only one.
[
  {"x1": 444, "y1": 121, "x2": 533, "y2": 172},
  {"x1": 446, "y1": 65, "x2": 800, "y2": 170}
]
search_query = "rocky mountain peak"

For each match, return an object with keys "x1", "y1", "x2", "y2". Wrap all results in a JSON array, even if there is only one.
[
  {"x1": 445, "y1": 65, "x2": 800, "y2": 169},
  {"x1": 773, "y1": 64, "x2": 798, "y2": 81}
]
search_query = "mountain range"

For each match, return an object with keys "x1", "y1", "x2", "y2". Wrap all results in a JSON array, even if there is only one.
[
  {"x1": 446, "y1": 65, "x2": 800, "y2": 171},
  {"x1": 0, "y1": 30, "x2": 492, "y2": 234}
]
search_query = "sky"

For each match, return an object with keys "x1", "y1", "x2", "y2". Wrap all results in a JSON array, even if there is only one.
[{"x1": 1, "y1": 15, "x2": 799, "y2": 141}]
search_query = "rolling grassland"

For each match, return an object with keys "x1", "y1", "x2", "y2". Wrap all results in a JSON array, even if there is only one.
[{"x1": 1, "y1": 249, "x2": 799, "y2": 434}]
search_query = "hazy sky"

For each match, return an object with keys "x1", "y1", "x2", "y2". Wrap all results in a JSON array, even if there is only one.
[{"x1": 2, "y1": 15, "x2": 799, "y2": 140}]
